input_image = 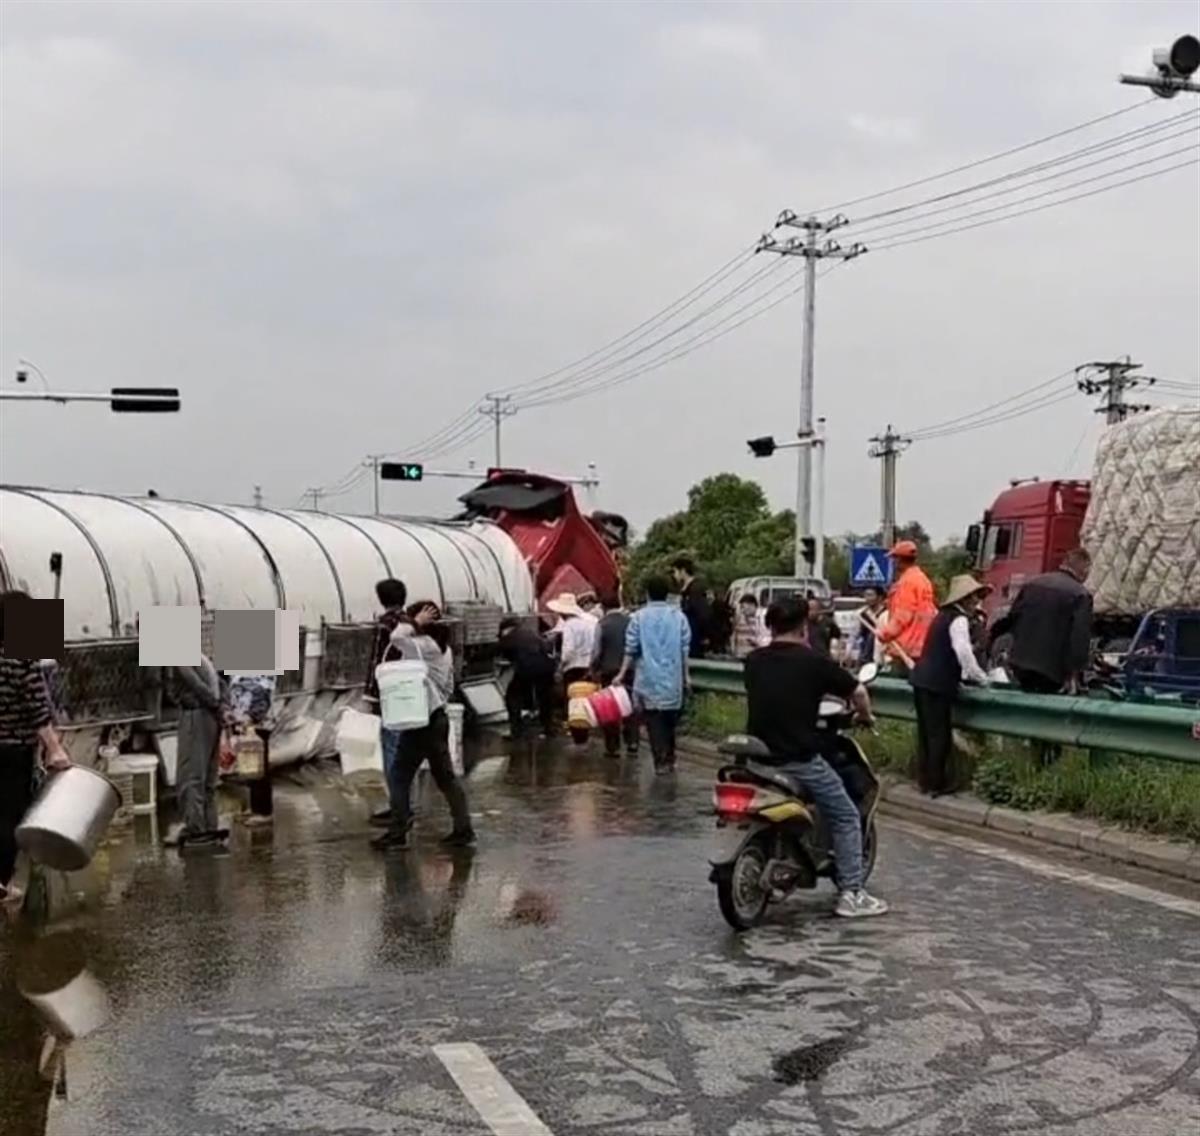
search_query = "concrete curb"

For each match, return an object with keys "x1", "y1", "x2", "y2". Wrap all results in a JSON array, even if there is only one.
[{"x1": 677, "y1": 736, "x2": 1200, "y2": 885}]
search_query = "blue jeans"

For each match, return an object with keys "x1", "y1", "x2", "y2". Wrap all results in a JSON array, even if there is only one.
[
  {"x1": 778, "y1": 756, "x2": 865, "y2": 891},
  {"x1": 381, "y1": 725, "x2": 405, "y2": 807}
]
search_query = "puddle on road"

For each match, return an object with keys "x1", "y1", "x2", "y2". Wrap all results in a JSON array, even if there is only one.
[{"x1": 772, "y1": 1024, "x2": 864, "y2": 1085}]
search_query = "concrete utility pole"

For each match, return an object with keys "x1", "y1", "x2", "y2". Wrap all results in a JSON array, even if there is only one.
[
  {"x1": 303, "y1": 488, "x2": 325, "y2": 511},
  {"x1": 253, "y1": 485, "x2": 263, "y2": 508},
  {"x1": 757, "y1": 213, "x2": 866, "y2": 576},
  {"x1": 1076, "y1": 357, "x2": 1158, "y2": 424},
  {"x1": 868, "y1": 426, "x2": 911, "y2": 550},
  {"x1": 480, "y1": 395, "x2": 517, "y2": 467}
]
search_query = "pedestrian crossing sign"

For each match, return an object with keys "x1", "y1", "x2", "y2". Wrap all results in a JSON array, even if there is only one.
[{"x1": 850, "y1": 546, "x2": 892, "y2": 588}]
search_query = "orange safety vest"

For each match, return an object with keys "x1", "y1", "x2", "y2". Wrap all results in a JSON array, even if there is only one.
[{"x1": 879, "y1": 565, "x2": 937, "y2": 661}]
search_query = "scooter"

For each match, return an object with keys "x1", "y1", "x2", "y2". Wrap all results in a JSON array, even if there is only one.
[{"x1": 709, "y1": 663, "x2": 881, "y2": 930}]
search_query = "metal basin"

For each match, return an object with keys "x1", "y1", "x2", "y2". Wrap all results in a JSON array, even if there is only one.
[
  {"x1": 16, "y1": 766, "x2": 122, "y2": 872},
  {"x1": 17, "y1": 933, "x2": 111, "y2": 1041}
]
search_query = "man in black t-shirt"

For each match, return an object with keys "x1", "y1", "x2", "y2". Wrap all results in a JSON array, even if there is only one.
[{"x1": 742, "y1": 598, "x2": 889, "y2": 919}]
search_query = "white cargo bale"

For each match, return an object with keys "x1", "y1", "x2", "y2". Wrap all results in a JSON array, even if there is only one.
[{"x1": 1080, "y1": 408, "x2": 1200, "y2": 616}]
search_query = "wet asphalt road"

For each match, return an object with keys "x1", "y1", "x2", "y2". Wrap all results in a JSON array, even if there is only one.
[{"x1": 2, "y1": 740, "x2": 1199, "y2": 1136}]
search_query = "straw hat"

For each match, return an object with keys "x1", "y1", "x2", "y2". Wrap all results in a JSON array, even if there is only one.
[
  {"x1": 943, "y1": 574, "x2": 991, "y2": 608},
  {"x1": 547, "y1": 592, "x2": 588, "y2": 618}
]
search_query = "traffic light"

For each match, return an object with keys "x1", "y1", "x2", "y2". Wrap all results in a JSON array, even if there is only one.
[
  {"x1": 380, "y1": 462, "x2": 424, "y2": 482},
  {"x1": 1149, "y1": 34, "x2": 1200, "y2": 97},
  {"x1": 800, "y1": 536, "x2": 816, "y2": 567},
  {"x1": 110, "y1": 387, "x2": 180, "y2": 413},
  {"x1": 747, "y1": 436, "x2": 777, "y2": 458}
]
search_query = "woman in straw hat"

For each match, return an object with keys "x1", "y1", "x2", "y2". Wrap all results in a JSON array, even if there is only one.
[{"x1": 909, "y1": 575, "x2": 991, "y2": 797}]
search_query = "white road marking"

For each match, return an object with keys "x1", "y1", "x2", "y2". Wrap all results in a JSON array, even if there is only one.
[
  {"x1": 434, "y1": 1042, "x2": 554, "y2": 1135},
  {"x1": 885, "y1": 817, "x2": 1200, "y2": 919}
]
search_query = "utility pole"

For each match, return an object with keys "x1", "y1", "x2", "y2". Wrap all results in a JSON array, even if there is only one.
[
  {"x1": 303, "y1": 488, "x2": 325, "y2": 511},
  {"x1": 253, "y1": 485, "x2": 263, "y2": 508},
  {"x1": 1076, "y1": 357, "x2": 1157, "y2": 424},
  {"x1": 868, "y1": 426, "x2": 911, "y2": 550},
  {"x1": 364, "y1": 454, "x2": 384, "y2": 515},
  {"x1": 757, "y1": 213, "x2": 865, "y2": 576},
  {"x1": 479, "y1": 395, "x2": 517, "y2": 467}
]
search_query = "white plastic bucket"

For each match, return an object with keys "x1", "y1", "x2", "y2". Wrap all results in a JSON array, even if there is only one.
[
  {"x1": 336, "y1": 706, "x2": 384, "y2": 780},
  {"x1": 375, "y1": 660, "x2": 431, "y2": 729},
  {"x1": 446, "y1": 703, "x2": 465, "y2": 776}
]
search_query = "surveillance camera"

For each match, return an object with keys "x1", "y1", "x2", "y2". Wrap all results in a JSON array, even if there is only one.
[
  {"x1": 16, "y1": 369, "x2": 28, "y2": 383},
  {"x1": 1169, "y1": 34, "x2": 1200, "y2": 78}
]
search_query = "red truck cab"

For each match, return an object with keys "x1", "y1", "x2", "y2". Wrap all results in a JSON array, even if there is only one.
[{"x1": 967, "y1": 479, "x2": 1091, "y2": 623}]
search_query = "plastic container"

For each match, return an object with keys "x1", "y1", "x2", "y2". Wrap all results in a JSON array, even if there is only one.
[
  {"x1": 336, "y1": 706, "x2": 384, "y2": 780},
  {"x1": 566, "y1": 681, "x2": 599, "y2": 731},
  {"x1": 446, "y1": 702, "x2": 465, "y2": 776},
  {"x1": 588, "y1": 686, "x2": 632, "y2": 728},
  {"x1": 106, "y1": 752, "x2": 159, "y2": 815},
  {"x1": 375, "y1": 660, "x2": 431, "y2": 729}
]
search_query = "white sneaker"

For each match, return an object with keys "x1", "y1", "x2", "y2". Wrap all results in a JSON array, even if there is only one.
[{"x1": 835, "y1": 889, "x2": 889, "y2": 918}]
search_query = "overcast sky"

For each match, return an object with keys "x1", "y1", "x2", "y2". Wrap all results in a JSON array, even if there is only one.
[{"x1": 2, "y1": 0, "x2": 1197, "y2": 545}]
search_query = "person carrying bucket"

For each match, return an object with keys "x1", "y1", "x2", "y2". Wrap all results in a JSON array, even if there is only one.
[
  {"x1": 591, "y1": 593, "x2": 639, "y2": 758},
  {"x1": 371, "y1": 602, "x2": 474, "y2": 851}
]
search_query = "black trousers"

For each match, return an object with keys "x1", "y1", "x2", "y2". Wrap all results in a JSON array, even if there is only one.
[
  {"x1": 389, "y1": 711, "x2": 471, "y2": 834},
  {"x1": 643, "y1": 710, "x2": 680, "y2": 768},
  {"x1": 1, "y1": 744, "x2": 37, "y2": 886},
  {"x1": 598, "y1": 671, "x2": 639, "y2": 755},
  {"x1": 506, "y1": 670, "x2": 556, "y2": 736},
  {"x1": 913, "y1": 687, "x2": 954, "y2": 794}
]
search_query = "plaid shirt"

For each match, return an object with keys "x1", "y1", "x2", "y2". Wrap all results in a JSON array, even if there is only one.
[{"x1": 364, "y1": 608, "x2": 408, "y2": 702}]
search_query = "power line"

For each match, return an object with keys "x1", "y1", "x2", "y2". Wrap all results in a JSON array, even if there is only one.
[
  {"x1": 856, "y1": 145, "x2": 1199, "y2": 248},
  {"x1": 901, "y1": 369, "x2": 1077, "y2": 439},
  {"x1": 515, "y1": 264, "x2": 825, "y2": 411},
  {"x1": 870, "y1": 156, "x2": 1198, "y2": 252},
  {"x1": 910, "y1": 388, "x2": 1080, "y2": 441},
  {"x1": 812, "y1": 97, "x2": 1158, "y2": 214},
  {"x1": 846, "y1": 107, "x2": 1199, "y2": 228},
  {"x1": 846, "y1": 118, "x2": 1200, "y2": 241}
]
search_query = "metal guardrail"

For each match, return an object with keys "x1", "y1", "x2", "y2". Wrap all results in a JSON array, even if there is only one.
[{"x1": 689, "y1": 659, "x2": 1200, "y2": 766}]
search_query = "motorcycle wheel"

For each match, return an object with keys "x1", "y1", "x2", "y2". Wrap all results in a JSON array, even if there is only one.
[
  {"x1": 861, "y1": 818, "x2": 878, "y2": 883},
  {"x1": 716, "y1": 831, "x2": 771, "y2": 931}
]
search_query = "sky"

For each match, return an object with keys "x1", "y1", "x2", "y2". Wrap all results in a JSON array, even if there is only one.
[{"x1": 2, "y1": 0, "x2": 1197, "y2": 545}]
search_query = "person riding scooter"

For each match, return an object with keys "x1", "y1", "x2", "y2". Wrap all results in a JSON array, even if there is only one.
[{"x1": 743, "y1": 597, "x2": 889, "y2": 919}]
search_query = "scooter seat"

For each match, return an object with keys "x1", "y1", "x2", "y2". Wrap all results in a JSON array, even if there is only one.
[{"x1": 737, "y1": 761, "x2": 809, "y2": 801}]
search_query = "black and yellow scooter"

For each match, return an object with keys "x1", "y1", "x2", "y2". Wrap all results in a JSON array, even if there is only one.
[{"x1": 709, "y1": 664, "x2": 881, "y2": 930}]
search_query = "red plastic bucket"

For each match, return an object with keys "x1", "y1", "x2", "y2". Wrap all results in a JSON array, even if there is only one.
[{"x1": 588, "y1": 686, "x2": 632, "y2": 728}]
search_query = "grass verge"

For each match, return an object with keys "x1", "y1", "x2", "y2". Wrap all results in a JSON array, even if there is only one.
[{"x1": 684, "y1": 692, "x2": 1200, "y2": 843}]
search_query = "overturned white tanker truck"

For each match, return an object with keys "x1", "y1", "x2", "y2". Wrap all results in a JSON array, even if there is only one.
[{"x1": 0, "y1": 486, "x2": 536, "y2": 784}]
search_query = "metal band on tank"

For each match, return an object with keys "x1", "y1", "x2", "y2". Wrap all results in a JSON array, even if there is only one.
[
  {"x1": 185, "y1": 501, "x2": 288, "y2": 610},
  {"x1": 371, "y1": 517, "x2": 447, "y2": 607},
  {"x1": 265, "y1": 508, "x2": 349, "y2": 623},
  {"x1": 292, "y1": 512, "x2": 392, "y2": 621},
  {"x1": 451, "y1": 524, "x2": 514, "y2": 611},
  {"x1": 407, "y1": 521, "x2": 482, "y2": 600},
  {"x1": 90, "y1": 493, "x2": 207, "y2": 610},
  {"x1": 9, "y1": 488, "x2": 120, "y2": 635}
]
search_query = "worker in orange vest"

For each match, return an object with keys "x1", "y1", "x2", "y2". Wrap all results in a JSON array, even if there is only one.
[{"x1": 877, "y1": 540, "x2": 938, "y2": 674}]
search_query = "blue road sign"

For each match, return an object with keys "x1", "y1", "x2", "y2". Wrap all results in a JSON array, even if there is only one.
[{"x1": 850, "y1": 546, "x2": 893, "y2": 588}]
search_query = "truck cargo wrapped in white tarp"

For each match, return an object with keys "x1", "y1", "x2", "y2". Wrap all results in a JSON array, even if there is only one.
[{"x1": 1080, "y1": 408, "x2": 1200, "y2": 616}]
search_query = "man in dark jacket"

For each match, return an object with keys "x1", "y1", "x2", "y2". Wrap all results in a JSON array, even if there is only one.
[
  {"x1": 591, "y1": 594, "x2": 639, "y2": 757},
  {"x1": 989, "y1": 549, "x2": 1093, "y2": 694},
  {"x1": 671, "y1": 556, "x2": 711, "y2": 659},
  {"x1": 499, "y1": 617, "x2": 557, "y2": 739}
]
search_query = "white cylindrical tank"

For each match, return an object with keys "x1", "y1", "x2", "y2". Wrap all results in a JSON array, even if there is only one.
[{"x1": 0, "y1": 487, "x2": 535, "y2": 637}]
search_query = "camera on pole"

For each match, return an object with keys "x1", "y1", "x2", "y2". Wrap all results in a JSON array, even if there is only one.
[{"x1": 1121, "y1": 34, "x2": 1200, "y2": 97}]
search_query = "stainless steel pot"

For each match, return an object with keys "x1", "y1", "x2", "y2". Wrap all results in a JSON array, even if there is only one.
[
  {"x1": 16, "y1": 766, "x2": 122, "y2": 872},
  {"x1": 17, "y1": 933, "x2": 111, "y2": 1041}
]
